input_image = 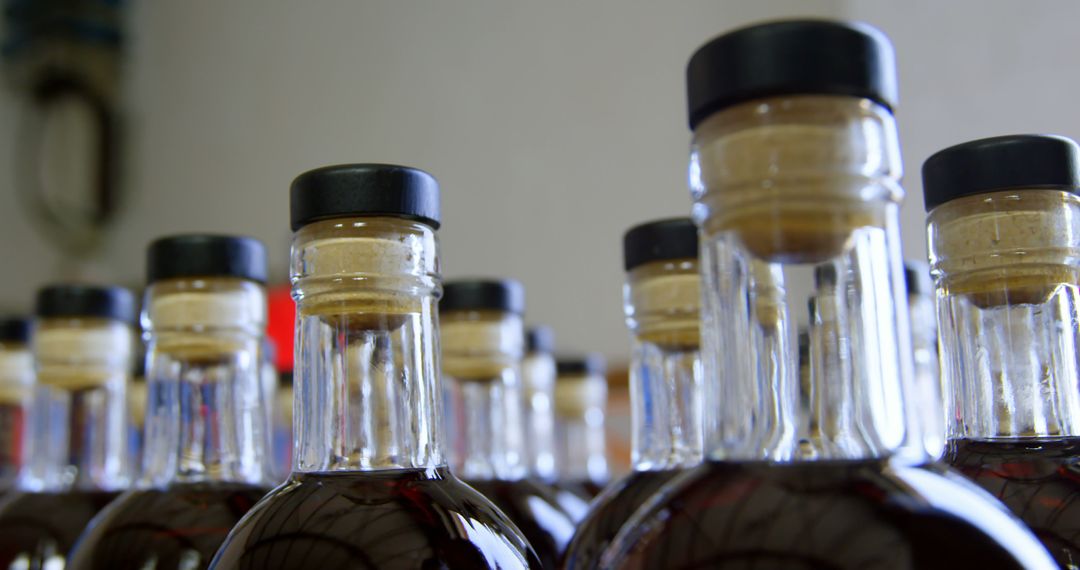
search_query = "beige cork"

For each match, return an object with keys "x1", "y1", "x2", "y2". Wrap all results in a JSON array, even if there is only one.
[
  {"x1": 627, "y1": 261, "x2": 700, "y2": 349},
  {"x1": 36, "y1": 320, "x2": 132, "y2": 389},
  {"x1": 0, "y1": 349, "x2": 33, "y2": 404},
  {"x1": 554, "y1": 375, "x2": 606, "y2": 418},
  {"x1": 128, "y1": 379, "x2": 147, "y2": 427},
  {"x1": 148, "y1": 282, "x2": 266, "y2": 360},
  {"x1": 694, "y1": 96, "x2": 899, "y2": 264},
  {"x1": 442, "y1": 312, "x2": 523, "y2": 381},
  {"x1": 930, "y1": 190, "x2": 1080, "y2": 307},
  {"x1": 293, "y1": 218, "x2": 438, "y2": 330}
]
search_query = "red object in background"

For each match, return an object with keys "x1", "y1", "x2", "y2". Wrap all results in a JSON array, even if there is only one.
[{"x1": 267, "y1": 283, "x2": 295, "y2": 373}]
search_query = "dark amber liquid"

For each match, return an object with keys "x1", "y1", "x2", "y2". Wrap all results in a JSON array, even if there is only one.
[
  {"x1": 947, "y1": 438, "x2": 1080, "y2": 568},
  {"x1": 558, "y1": 479, "x2": 605, "y2": 501},
  {"x1": 66, "y1": 482, "x2": 268, "y2": 570},
  {"x1": 209, "y1": 467, "x2": 540, "y2": 569},
  {"x1": 603, "y1": 459, "x2": 1050, "y2": 569},
  {"x1": 0, "y1": 489, "x2": 119, "y2": 568},
  {"x1": 561, "y1": 469, "x2": 679, "y2": 569},
  {"x1": 466, "y1": 479, "x2": 578, "y2": 568}
]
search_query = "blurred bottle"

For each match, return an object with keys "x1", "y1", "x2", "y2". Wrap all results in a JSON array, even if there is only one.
[
  {"x1": 0, "y1": 317, "x2": 33, "y2": 495},
  {"x1": 272, "y1": 371, "x2": 293, "y2": 482},
  {"x1": 68, "y1": 234, "x2": 275, "y2": 569},
  {"x1": 554, "y1": 354, "x2": 608, "y2": 500},
  {"x1": 563, "y1": 218, "x2": 704, "y2": 569},
  {"x1": 522, "y1": 326, "x2": 557, "y2": 482},
  {"x1": 904, "y1": 260, "x2": 944, "y2": 460},
  {"x1": 928, "y1": 134, "x2": 1080, "y2": 567},
  {"x1": 0, "y1": 284, "x2": 135, "y2": 569},
  {"x1": 601, "y1": 20, "x2": 1055, "y2": 569},
  {"x1": 126, "y1": 355, "x2": 146, "y2": 480},
  {"x1": 442, "y1": 279, "x2": 579, "y2": 567}
]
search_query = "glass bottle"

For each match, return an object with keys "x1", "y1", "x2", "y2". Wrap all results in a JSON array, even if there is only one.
[
  {"x1": 553, "y1": 354, "x2": 608, "y2": 499},
  {"x1": 68, "y1": 234, "x2": 275, "y2": 570},
  {"x1": 522, "y1": 327, "x2": 589, "y2": 523},
  {"x1": 209, "y1": 163, "x2": 539, "y2": 570},
  {"x1": 601, "y1": 20, "x2": 1056, "y2": 569},
  {"x1": 0, "y1": 285, "x2": 136, "y2": 569},
  {"x1": 904, "y1": 261, "x2": 945, "y2": 460},
  {"x1": 928, "y1": 134, "x2": 1080, "y2": 567},
  {"x1": 441, "y1": 279, "x2": 579, "y2": 567},
  {"x1": 563, "y1": 217, "x2": 704, "y2": 569},
  {"x1": 271, "y1": 371, "x2": 294, "y2": 483},
  {"x1": 126, "y1": 356, "x2": 147, "y2": 481},
  {"x1": 0, "y1": 317, "x2": 33, "y2": 496},
  {"x1": 522, "y1": 326, "x2": 557, "y2": 483}
]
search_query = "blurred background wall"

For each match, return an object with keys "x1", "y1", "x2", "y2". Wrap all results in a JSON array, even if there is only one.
[{"x1": 2, "y1": 0, "x2": 1079, "y2": 367}]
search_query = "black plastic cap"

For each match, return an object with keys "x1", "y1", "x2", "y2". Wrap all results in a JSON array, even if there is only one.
[
  {"x1": 526, "y1": 326, "x2": 555, "y2": 354},
  {"x1": 35, "y1": 284, "x2": 136, "y2": 322},
  {"x1": 290, "y1": 163, "x2": 441, "y2": 231},
  {"x1": 686, "y1": 19, "x2": 897, "y2": 130},
  {"x1": 921, "y1": 135, "x2": 1080, "y2": 211},
  {"x1": 903, "y1": 261, "x2": 932, "y2": 296},
  {"x1": 623, "y1": 217, "x2": 699, "y2": 271},
  {"x1": 441, "y1": 279, "x2": 525, "y2": 315},
  {"x1": 0, "y1": 317, "x2": 31, "y2": 343},
  {"x1": 147, "y1": 234, "x2": 268, "y2": 285},
  {"x1": 556, "y1": 354, "x2": 606, "y2": 377}
]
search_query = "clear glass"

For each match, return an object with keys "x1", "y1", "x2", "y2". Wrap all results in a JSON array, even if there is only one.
[
  {"x1": 623, "y1": 259, "x2": 703, "y2": 470},
  {"x1": 693, "y1": 96, "x2": 908, "y2": 462},
  {"x1": 67, "y1": 277, "x2": 273, "y2": 570},
  {"x1": 0, "y1": 342, "x2": 32, "y2": 492},
  {"x1": 601, "y1": 96, "x2": 1056, "y2": 569},
  {"x1": 0, "y1": 318, "x2": 133, "y2": 569},
  {"x1": 554, "y1": 372, "x2": 608, "y2": 489},
  {"x1": 931, "y1": 190, "x2": 1080, "y2": 440},
  {"x1": 442, "y1": 309, "x2": 579, "y2": 567},
  {"x1": 139, "y1": 278, "x2": 272, "y2": 487},
  {"x1": 562, "y1": 258, "x2": 704, "y2": 569},
  {"x1": 909, "y1": 286, "x2": 945, "y2": 459},
  {"x1": 934, "y1": 190, "x2": 1080, "y2": 567},
  {"x1": 442, "y1": 310, "x2": 527, "y2": 481},
  {"x1": 210, "y1": 217, "x2": 538, "y2": 570},
  {"x1": 23, "y1": 318, "x2": 132, "y2": 492},
  {"x1": 521, "y1": 350, "x2": 556, "y2": 480}
]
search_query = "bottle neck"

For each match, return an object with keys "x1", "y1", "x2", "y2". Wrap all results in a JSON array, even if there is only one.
[
  {"x1": 554, "y1": 374, "x2": 608, "y2": 482},
  {"x1": 931, "y1": 190, "x2": 1080, "y2": 440},
  {"x1": 521, "y1": 351, "x2": 556, "y2": 479},
  {"x1": 908, "y1": 290, "x2": 945, "y2": 458},
  {"x1": 692, "y1": 95, "x2": 912, "y2": 462},
  {"x1": 0, "y1": 344, "x2": 32, "y2": 489},
  {"x1": 625, "y1": 260, "x2": 704, "y2": 470},
  {"x1": 26, "y1": 319, "x2": 132, "y2": 492},
  {"x1": 292, "y1": 218, "x2": 443, "y2": 472},
  {"x1": 442, "y1": 311, "x2": 527, "y2": 481},
  {"x1": 141, "y1": 279, "x2": 270, "y2": 487}
]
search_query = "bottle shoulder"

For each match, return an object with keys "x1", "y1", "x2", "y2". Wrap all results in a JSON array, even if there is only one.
[
  {"x1": 602, "y1": 460, "x2": 1056, "y2": 570},
  {"x1": 210, "y1": 468, "x2": 541, "y2": 570},
  {"x1": 67, "y1": 483, "x2": 268, "y2": 570}
]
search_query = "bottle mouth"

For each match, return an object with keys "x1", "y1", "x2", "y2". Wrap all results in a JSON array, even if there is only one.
[
  {"x1": 36, "y1": 319, "x2": 132, "y2": 388},
  {"x1": 441, "y1": 311, "x2": 523, "y2": 379}
]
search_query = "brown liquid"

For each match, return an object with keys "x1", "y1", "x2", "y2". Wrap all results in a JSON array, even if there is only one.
[
  {"x1": 66, "y1": 482, "x2": 268, "y2": 570},
  {"x1": 466, "y1": 479, "x2": 578, "y2": 568},
  {"x1": 558, "y1": 479, "x2": 605, "y2": 501},
  {"x1": 209, "y1": 467, "x2": 540, "y2": 569},
  {"x1": 947, "y1": 438, "x2": 1080, "y2": 568},
  {"x1": 561, "y1": 469, "x2": 679, "y2": 569},
  {"x1": 603, "y1": 459, "x2": 1049, "y2": 569},
  {"x1": 0, "y1": 489, "x2": 120, "y2": 568}
]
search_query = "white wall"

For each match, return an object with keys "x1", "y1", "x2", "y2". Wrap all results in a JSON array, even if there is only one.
[{"x1": 2, "y1": 0, "x2": 1078, "y2": 363}]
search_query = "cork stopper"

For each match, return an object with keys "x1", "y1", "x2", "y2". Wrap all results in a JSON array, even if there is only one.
[
  {"x1": 146, "y1": 279, "x2": 266, "y2": 360},
  {"x1": 626, "y1": 261, "x2": 700, "y2": 349},
  {"x1": 930, "y1": 190, "x2": 1080, "y2": 307},
  {"x1": 553, "y1": 374, "x2": 607, "y2": 418},
  {"x1": 293, "y1": 218, "x2": 438, "y2": 329},
  {"x1": 0, "y1": 347, "x2": 33, "y2": 404},
  {"x1": 35, "y1": 320, "x2": 133, "y2": 389},
  {"x1": 442, "y1": 312, "x2": 524, "y2": 381},
  {"x1": 693, "y1": 96, "x2": 899, "y2": 264}
]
